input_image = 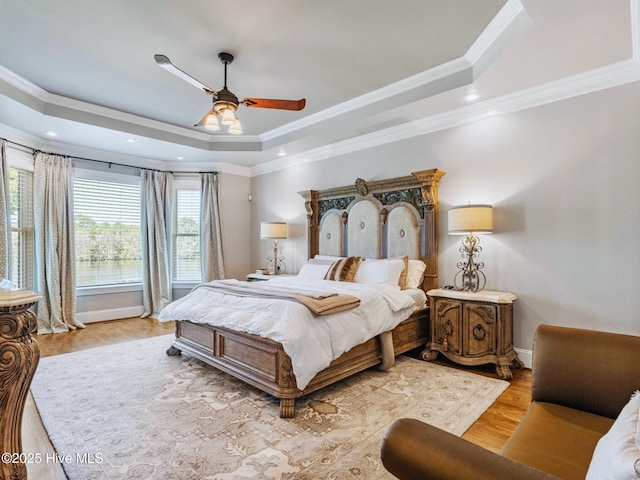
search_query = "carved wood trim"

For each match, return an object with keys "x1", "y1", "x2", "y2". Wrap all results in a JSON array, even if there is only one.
[
  {"x1": 298, "y1": 168, "x2": 445, "y2": 289},
  {"x1": 171, "y1": 309, "x2": 429, "y2": 418},
  {"x1": 0, "y1": 291, "x2": 41, "y2": 480}
]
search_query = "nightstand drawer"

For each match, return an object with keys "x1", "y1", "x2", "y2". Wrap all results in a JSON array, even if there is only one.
[{"x1": 464, "y1": 303, "x2": 497, "y2": 357}]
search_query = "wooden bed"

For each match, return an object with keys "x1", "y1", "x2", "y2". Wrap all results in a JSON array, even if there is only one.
[{"x1": 166, "y1": 169, "x2": 445, "y2": 417}]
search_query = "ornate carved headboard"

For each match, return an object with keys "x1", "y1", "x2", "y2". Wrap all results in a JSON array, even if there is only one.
[{"x1": 298, "y1": 169, "x2": 445, "y2": 291}]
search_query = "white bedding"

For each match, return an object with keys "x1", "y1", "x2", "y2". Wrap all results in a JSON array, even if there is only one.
[{"x1": 158, "y1": 277, "x2": 418, "y2": 390}]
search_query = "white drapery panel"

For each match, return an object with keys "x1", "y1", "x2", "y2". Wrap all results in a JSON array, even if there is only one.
[
  {"x1": 141, "y1": 170, "x2": 173, "y2": 318},
  {"x1": 200, "y1": 173, "x2": 225, "y2": 282},
  {"x1": 0, "y1": 140, "x2": 10, "y2": 279},
  {"x1": 34, "y1": 152, "x2": 84, "y2": 333}
]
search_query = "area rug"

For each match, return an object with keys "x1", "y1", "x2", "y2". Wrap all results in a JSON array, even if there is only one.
[{"x1": 31, "y1": 334, "x2": 508, "y2": 480}]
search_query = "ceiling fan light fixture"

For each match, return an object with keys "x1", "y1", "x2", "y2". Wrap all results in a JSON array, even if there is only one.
[
  {"x1": 204, "y1": 113, "x2": 220, "y2": 131},
  {"x1": 155, "y1": 52, "x2": 306, "y2": 137},
  {"x1": 221, "y1": 108, "x2": 236, "y2": 125},
  {"x1": 228, "y1": 119, "x2": 243, "y2": 135}
]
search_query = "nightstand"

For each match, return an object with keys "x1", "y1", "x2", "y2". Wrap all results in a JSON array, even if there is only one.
[
  {"x1": 421, "y1": 288, "x2": 523, "y2": 380},
  {"x1": 246, "y1": 273, "x2": 294, "y2": 281}
]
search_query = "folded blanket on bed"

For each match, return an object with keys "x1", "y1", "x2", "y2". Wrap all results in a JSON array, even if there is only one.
[{"x1": 195, "y1": 280, "x2": 361, "y2": 316}]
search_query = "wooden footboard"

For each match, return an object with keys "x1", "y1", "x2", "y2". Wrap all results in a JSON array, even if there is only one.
[{"x1": 167, "y1": 306, "x2": 429, "y2": 417}]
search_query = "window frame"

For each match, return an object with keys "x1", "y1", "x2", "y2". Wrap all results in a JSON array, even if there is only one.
[
  {"x1": 4, "y1": 157, "x2": 204, "y2": 293},
  {"x1": 8, "y1": 165, "x2": 34, "y2": 290},
  {"x1": 172, "y1": 176, "x2": 202, "y2": 286},
  {"x1": 73, "y1": 167, "x2": 143, "y2": 292}
]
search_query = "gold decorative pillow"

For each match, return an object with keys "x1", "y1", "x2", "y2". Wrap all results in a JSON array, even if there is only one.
[
  {"x1": 395, "y1": 256, "x2": 409, "y2": 289},
  {"x1": 324, "y1": 256, "x2": 362, "y2": 282}
]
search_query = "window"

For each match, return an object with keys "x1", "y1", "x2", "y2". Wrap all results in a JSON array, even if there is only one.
[
  {"x1": 74, "y1": 176, "x2": 142, "y2": 286},
  {"x1": 174, "y1": 189, "x2": 201, "y2": 282},
  {"x1": 9, "y1": 167, "x2": 34, "y2": 289}
]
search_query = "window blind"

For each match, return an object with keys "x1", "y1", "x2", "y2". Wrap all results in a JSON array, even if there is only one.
[
  {"x1": 74, "y1": 177, "x2": 142, "y2": 286},
  {"x1": 174, "y1": 189, "x2": 201, "y2": 282},
  {"x1": 9, "y1": 167, "x2": 34, "y2": 289}
]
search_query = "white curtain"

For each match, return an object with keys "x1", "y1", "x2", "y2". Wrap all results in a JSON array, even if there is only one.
[
  {"x1": 34, "y1": 152, "x2": 84, "y2": 333},
  {"x1": 0, "y1": 140, "x2": 10, "y2": 280},
  {"x1": 141, "y1": 170, "x2": 173, "y2": 317},
  {"x1": 200, "y1": 173, "x2": 225, "y2": 282}
]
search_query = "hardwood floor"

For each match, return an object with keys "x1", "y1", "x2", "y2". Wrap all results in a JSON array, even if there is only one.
[
  {"x1": 33, "y1": 317, "x2": 530, "y2": 453},
  {"x1": 35, "y1": 317, "x2": 175, "y2": 358},
  {"x1": 451, "y1": 360, "x2": 531, "y2": 452}
]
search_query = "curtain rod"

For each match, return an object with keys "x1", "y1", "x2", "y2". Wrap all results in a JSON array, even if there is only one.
[{"x1": 2, "y1": 138, "x2": 218, "y2": 175}]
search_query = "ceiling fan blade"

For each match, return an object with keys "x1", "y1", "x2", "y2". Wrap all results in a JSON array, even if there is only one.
[
  {"x1": 242, "y1": 98, "x2": 306, "y2": 111},
  {"x1": 154, "y1": 54, "x2": 217, "y2": 96}
]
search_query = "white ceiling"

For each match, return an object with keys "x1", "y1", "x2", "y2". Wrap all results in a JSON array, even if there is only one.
[{"x1": 0, "y1": 0, "x2": 637, "y2": 175}]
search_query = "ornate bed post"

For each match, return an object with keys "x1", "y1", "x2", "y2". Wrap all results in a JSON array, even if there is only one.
[
  {"x1": 412, "y1": 169, "x2": 446, "y2": 292},
  {"x1": 0, "y1": 288, "x2": 41, "y2": 480},
  {"x1": 298, "y1": 189, "x2": 319, "y2": 259}
]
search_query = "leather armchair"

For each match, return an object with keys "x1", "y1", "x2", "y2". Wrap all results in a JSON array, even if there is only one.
[{"x1": 381, "y1": 325, "x2": 640, "y2": 480}]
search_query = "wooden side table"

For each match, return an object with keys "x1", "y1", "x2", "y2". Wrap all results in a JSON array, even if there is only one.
[
  {"x1": 0, "y1": 288, "x2": 41, "y2": 480},
  {"x1": 422, "y1": 288, "x2": 523, "y2": 380},
  {"x1": 246, "y1": 273, "x2": 295, "y2": 281}
]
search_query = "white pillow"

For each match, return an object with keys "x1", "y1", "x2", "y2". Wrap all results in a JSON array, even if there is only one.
[
  {"x1": 354, "y1": 258, "x2": 405, "y2": 286},
  {"x1": 297, "y1": 263, "x2": 331, "y2": 281},
  {"x1": 585, "y1": 391, "x2": 640, "y2": 480},
  {"x1": 405, "y1": 259, "x2": 427, "y2": 289}
]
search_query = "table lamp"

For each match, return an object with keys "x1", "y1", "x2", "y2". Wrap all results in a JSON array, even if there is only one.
[
  {"x1": 448, "y1": 205, "x2": 493, "y2": 292},
  {"x1": 260, "y1": 222, "x2": 287, "y2": 274}
]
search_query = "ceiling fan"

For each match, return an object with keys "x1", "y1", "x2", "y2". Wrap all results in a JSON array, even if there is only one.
[{"x1": 154, "y1": 52, "x2": 306, "y2": 134}]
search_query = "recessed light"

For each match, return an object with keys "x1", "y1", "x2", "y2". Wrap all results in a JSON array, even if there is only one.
[
  {"x1": 125, "y1": 138, "x2": 136, "y2": 143},
  {"x1": 177, "y1": 156, "x2": 184, "y2": 160},
  {"x1": 278, "y1": 150, "x2": 286, "y2": 157},
  {"x1": 46, "y1": 131, "x2": 58, "y2": 137},
  {"x1": 463, "y1": 92, "x2": 480, "y2": 102}
]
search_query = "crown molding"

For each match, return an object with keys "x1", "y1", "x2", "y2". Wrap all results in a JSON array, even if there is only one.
[
  {"x1": 0, "y1": 0, "x2": 528, "y2": 154},
  {"x1": 466, "y1": 0, "x2": 527, "y2": 65},
  {"x1": 259, "y1": 56, "x2": 473, "y2": 143},
  {"x1": 260, "y1": 0, "x2": 529, "y2": 145},
  {"x1": 0, "y1": 122, "x2": 252, "y2": 176},
  {"x1": 0, "y1": 67, "x2": 262, "y2": 152},
  {"x1": 251, "y1": 58, "x2": 640, "y2": 177},
  {"x1": 3, "y1": 0, "x2": 637, "y2": 179},
  {"x1": 252, "y1": 0, "x2": 640, "y2": 176},
  {"x1": 465, "y1": 0, "x2": 531, "y2": 78},
  {"x1": 0, "y1": 64, "x2": 48, "y2": 100}
]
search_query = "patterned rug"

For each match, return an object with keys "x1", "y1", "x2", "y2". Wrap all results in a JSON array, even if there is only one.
[{"x1": 31, "y1": 334, "x2": 508, "y2": 480}]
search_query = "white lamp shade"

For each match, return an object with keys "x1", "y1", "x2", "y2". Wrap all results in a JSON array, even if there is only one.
[
  {"x1": 448, "y1": 205, "x2": 493, "y2": 234},
  {"x1": 221, "y1": 108, "x2": 236, "y2": 125},
  {"x1": 204, "y1": 113, "x2": 220, "y2": 131},
  {"x1": 228, "y1": 119, "x2": 242, "y2": 134},
  {"x1": 260, "y1": 222, "x2": 287, "y2": 239}
]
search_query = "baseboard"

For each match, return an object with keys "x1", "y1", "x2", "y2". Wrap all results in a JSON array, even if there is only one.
[
  {"x1": 76, "y1": 306, "x2": 144, "y2": 324},
  {"x1": 515, "y1": 347, "x2": 532, "y2": 369}
]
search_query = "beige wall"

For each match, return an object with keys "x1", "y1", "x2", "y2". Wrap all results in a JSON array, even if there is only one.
[
  {"x1": 217, "y1": 172, "x2": 252, "y2": 280},
  {"x1": 250, "y1": 81, "x2": 640, "y2": 353}
]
